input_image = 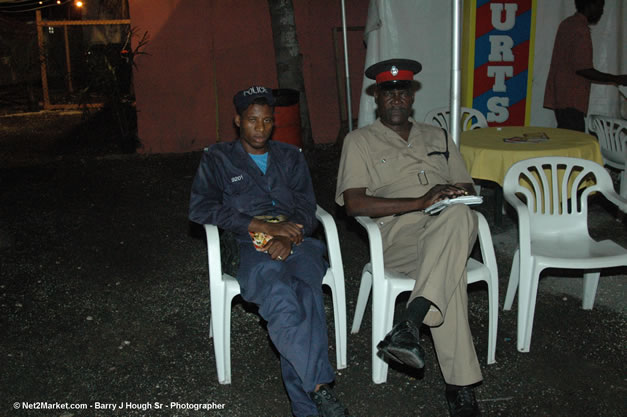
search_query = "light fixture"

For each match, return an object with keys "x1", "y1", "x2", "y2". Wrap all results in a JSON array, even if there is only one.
[{"x1": 75, "y1": 1, "x2": 83, "y2": 7}]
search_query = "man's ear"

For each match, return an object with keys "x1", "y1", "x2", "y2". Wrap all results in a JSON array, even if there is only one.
[{"x1": 234, "y1": 114, "x2": 241, "y2": 128}]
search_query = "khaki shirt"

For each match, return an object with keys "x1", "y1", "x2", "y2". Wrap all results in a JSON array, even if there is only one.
[{"x1": 335, "y1": 118, "x2": 473, "y2": 224}]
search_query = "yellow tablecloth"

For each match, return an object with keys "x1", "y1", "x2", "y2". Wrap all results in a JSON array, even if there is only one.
[{"x1": 460, "y1": 126, "x2": 604, "y2": 186}]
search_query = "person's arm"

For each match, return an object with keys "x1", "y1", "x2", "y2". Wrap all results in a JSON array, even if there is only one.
[
  {"x1": 576, "y1": 68, "x2": 627, "y2": 85},
  {"x1": 189, "y1": 150, "x2": 253, "y2": 235},
  {"x1": 443, "y1": 126, "x2": 476, "y2": 197},
  {"x1": 248, "y1": 218, "x2": 304, "y2": 244},
  {"x1": 343, "y1": 185, "x2": 469, "y2": 218}
]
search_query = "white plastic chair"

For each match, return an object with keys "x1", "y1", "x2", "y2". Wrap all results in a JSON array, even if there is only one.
[
  {"x1": 424, "y1": 106, "x2": 488, "y2": 132},
  {"x1": 503, "y1": 157, "x2": 627, "y2": 353},
  {"x1": 204, "y1": 205, "x2": 347, "y2": 384},
  {"x1": 587, "y1": 115, "x2": 627, "y2": 198},
  {"x1": 350, "y1": 211, "x2": 498, "y2": 384}
]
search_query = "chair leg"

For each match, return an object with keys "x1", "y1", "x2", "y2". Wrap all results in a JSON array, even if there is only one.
[
  {"x1": 504, "y1": 250, "x2": 520, "y2": 310},
  {"x1": 325, "y1": 272, "x2": 348, "y2": 370},
  {"x1": 486, "y1": 275, "x2": 498, "y2": 364},
  {"x1": 519, "y1": 267, "x2": 541, "y2": 353},
  {"x1": 211, "y1": 293, "x2": 231, "y2": 384},
  {"x1": 351, "y1": 268, "x2": 373, "y2": 334},
  {"x1": 371, "y1": 285, "x2": 394, "y2": 384},
  {"x1": 582, "y1": 271, "x2": 600, "y2": 310},
  {"x1": 223, "y1": 301, "x2": 233, "y2": 383}
]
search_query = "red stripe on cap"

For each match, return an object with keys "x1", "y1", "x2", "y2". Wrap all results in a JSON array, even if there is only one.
[{"x1": 376, "y1": 69, "x2": 414, "y2": 84}]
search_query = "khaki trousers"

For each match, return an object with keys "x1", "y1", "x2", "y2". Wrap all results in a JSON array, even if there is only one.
[{"x1": 381, "y1": 204, "x2": 482, "y2": 385}]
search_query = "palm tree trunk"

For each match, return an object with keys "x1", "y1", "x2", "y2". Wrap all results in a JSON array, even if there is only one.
[{"x1": 267, "y1": 0, "x2": 313, "y2": 149}]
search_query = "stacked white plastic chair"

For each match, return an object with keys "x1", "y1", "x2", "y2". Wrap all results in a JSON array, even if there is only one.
[
  {"x1": 587, "y1": 115, "x2": 627, "y2": 198},
  {"x1": 204, "y1": 205, "x2": 347, "y2": 384},
  {"x1": 350, "y1": 211, "x2": 498, "y2": 384},
  {"x1": 503, "y1": 157, "x2": 627, "y2": 353},
  {"x1": 424, "y1": 106, "x2": 488, "y2": 132}
]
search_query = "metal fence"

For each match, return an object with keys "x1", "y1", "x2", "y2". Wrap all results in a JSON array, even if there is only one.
[
  {"x1": 35, "y1": 10, "x2": 131, "y2": 110},
  {"x1": 0, "y1": 11, "x2": 132, "y2": 112}
]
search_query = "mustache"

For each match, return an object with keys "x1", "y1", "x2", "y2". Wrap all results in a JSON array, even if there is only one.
[{"x1": 387, "y1": 107, "x2": 409, "y2": 113}]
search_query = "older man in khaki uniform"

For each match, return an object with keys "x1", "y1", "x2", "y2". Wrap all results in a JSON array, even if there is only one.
[{"x1": 335, "y1": 59, "x2": 482, "y2": 417}]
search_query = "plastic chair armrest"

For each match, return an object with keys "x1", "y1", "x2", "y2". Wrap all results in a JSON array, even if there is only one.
[
  {"x1": 502, "y1": 192, "x2": 532, "y2": 258},
  {"x1": 474, "y1": 211, "x2": 499, "y2": 280},
  {"x1": 204, "y1": 223, "x2": 223, "y2": 283},
  {"x1": 355, "y1": 216, "x2": 386, "y2": 284},
  {"x1": 315, "y1": 205, "x2": 344, "y2": 272},
  {"x1": 203, "y1": 223, "x2": 230, "y2": 321}
]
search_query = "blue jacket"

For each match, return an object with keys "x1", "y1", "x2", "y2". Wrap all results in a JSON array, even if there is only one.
[{"x1": 189, "y1": 140, "x2": 318, "y2": 240}]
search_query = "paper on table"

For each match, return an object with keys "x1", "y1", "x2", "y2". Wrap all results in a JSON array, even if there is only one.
[
  {"x1": 503, "y1": 132, "x2": 549, "y2": 143},
  {"x1": 424, "y1": 195, "x2": 483, "y2": 215}
]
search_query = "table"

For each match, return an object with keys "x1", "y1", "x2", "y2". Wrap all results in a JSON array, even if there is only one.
[
  {"x1": 460, "y1": 126, "x2": 603, "y2": 186},
  {"x1": 459, "y1": 126, "x2": 604, "y2": 224}
]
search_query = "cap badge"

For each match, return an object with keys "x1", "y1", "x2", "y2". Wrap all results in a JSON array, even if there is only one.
[
  {"x1": 243, "y1": 86, "x2": 269, "y2": 96},
  {"x1": 390, "y1": 66, "x2": 399, "y2": 76}
]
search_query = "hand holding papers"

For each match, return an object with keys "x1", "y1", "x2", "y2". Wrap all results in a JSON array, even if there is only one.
[{"x1": 424, "y1": 195, "x2": 483, "y2": 215}]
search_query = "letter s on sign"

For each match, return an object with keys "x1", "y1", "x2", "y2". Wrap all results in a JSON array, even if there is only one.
[{"x1": 487, "y1": 96, "x2": 510, "y2": 123}]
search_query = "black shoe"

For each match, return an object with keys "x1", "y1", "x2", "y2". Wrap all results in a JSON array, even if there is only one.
[
  {"x1": 376, "y1": 320, "x2": 425, "y2": 369},
  {"x1": 309, "y1": 384, "x2": 352, "y2": 417},
  {"x1": 445, "y1": 386, "x2": 481, "y2": 417}
]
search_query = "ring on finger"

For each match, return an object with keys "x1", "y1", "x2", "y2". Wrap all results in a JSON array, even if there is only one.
[{"x1": 277, "y1": 255, "x2": 283, "y2": 261}]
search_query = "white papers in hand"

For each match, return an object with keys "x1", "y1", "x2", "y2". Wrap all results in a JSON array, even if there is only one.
[{"x1": 424, "y1": 195, "x2": 483, "y2": 215}]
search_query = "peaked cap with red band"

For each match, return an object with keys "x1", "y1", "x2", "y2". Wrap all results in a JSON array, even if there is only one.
[{"x1": 365, "y1": 58, "x2": 422, "y2": 88}]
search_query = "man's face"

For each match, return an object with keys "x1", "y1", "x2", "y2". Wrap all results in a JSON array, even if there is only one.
[
  {"x1": 235, "y1": 103, "x2": 274, "y2": 155},
  {"x1": 374, "y1": 86, "x2": 415, "y2": 127},
  {"x1": 585, "y1": 0, "x2": 604, "y2": 24}
]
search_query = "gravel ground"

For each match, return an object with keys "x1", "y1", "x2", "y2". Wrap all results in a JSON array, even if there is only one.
[{"x1": 1, "y1": 112, "x2": 626, "y2": 417}]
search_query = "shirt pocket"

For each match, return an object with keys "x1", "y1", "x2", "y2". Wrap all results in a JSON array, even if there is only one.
[
  {"x1": 224, "y1": 174, "x2": 252, "y2": 198},
  {"x1": 371, "y1": 153, "x2": 414, "y2": 189}
]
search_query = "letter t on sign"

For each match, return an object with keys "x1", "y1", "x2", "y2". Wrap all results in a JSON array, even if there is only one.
[{"x1": 487, "y1": 66, "x2": 514, "y2": 92}]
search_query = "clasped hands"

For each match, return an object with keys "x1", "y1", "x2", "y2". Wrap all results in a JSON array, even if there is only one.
[{"x1": 253, "y1": 220, "x2": 304, "y2": 261}]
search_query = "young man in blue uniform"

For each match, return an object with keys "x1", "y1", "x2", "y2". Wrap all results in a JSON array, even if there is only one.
[{"x1": 189, "y1": 86, "x2": 351, "y2": 417}]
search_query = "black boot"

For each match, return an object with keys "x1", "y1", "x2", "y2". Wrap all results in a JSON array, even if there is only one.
[{"x1": 309, "y1": 384, "x2": 352, "y2": 417}]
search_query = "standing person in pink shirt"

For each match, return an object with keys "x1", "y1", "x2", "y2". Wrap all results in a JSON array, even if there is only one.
[{"x1": 544, "y1": 0, "x2": 627, "y2": 132}]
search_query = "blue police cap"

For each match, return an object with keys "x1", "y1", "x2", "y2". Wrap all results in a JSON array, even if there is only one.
[{"x1": 233, "y1": 86, "x2": 276, "y2": 114}]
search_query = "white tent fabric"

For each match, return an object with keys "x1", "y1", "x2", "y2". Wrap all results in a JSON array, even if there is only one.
[
  {"x1": 358, "y1": 0, "x2": 454, "y2": 128},
  {"x1": 357, "y1": 0, "x2": 626, "y2": 129}
]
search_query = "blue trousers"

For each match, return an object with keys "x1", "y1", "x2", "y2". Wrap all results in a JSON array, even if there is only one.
[{"x1": 237, "y1": 237, "x2": 335, "y2": 417}]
